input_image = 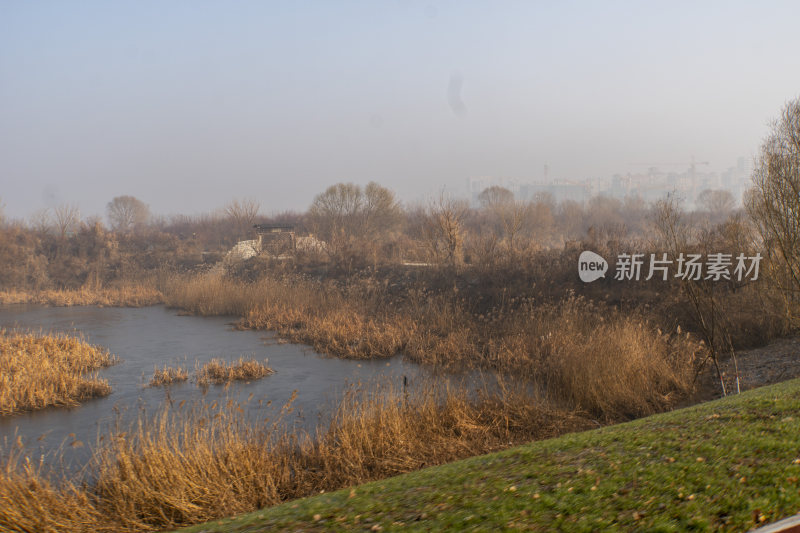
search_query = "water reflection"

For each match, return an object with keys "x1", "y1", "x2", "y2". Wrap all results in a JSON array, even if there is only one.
[{"x1": 0, "y1": 304, "x2": 429, "y2": 468}]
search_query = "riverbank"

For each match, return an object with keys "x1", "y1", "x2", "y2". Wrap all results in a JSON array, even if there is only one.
[
  {"x1": 0, "y1": 286, "x2": 163, "y2": 307},
  {"x1": 0, "y1": 379, "x2": 596, "y2": 533},
  {"x1": 163, "y1": 273, "x2": 703, "y2": 419},
  {"x1": 177, "y1": 376, "x2": 800, "y2": 532}
]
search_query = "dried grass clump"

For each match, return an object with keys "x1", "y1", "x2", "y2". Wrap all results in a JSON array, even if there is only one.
[
  {"x1": 147, "y1": 366, "x2": 189, "y2": 387},
  {"x1": 0, "y1": 330, "x2": 117, "y2": 415},
  {"x1": 162, "y1": 274, "x2": 265, "y2": 316},
  {"x1": 0, "y1": 380, "x2": 591, "y2": 532},
  {"x1": 0, "y1": 451, "x2": 114, "y2": 533},
  {"x1": 196, "y1": 357, "x2": 274, "y2": 386},
  {"x1": 0, "y1": 285, "x2": 163, "y2": 307},
  {"x1": 522, "y1": 297, "x2": 703, "y2": 419},
  {"x1": 242, "y1": 304, "x2": 414, "y2": 359}
]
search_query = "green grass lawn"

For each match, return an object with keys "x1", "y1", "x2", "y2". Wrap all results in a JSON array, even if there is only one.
[{"x1": 178, "y1": 378, "x2": 800, "y2": 532}]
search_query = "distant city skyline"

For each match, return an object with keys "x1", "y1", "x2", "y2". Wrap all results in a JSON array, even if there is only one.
[
  {"x1": 2, "y1": 1, "x2": 800, "y2": 220},
  {"x1": 466, "y1": 155, "x2": 752, "y2": 209}
]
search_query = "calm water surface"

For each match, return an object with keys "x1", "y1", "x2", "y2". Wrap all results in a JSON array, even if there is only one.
[{"x1": 0, "y1": 304, "x2": 429, "y2": 468}]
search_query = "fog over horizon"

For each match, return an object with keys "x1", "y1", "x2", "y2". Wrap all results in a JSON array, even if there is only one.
[{"x1": 2, "y1": 1, "x2": 800, "y2": 221}]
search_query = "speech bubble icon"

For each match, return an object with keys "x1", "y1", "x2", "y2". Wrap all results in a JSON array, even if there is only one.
[{"x1": 578, "y1": 250, "x2": 608, "y2": 283}]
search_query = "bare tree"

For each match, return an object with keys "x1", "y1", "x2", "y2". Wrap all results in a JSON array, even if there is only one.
[
  {"x1": 528, "y1": 198, "x2": 555, "y2": 245},
  {"x1": 746, "y1": 97, "x2": 800, "y2": 318},
  {"x1": 477, "y1": 185, "x2": 514, "y2": 208},
  {"x1": 308, "y1": 182, "x2": 401, "y2": 252},
  {"x1": 224, "y1": 198, "x2": 261, "y2": 237},
  {"x1": 487, "y1": 200, "x2": 532, "y2": 255},
  {"x1": 620, "y1": 194, "x2": 648, "y2": 235},
  {"x1": 52, "y1": 203, "x2": 80, "y2": 238},
  {"x1": 697, "y1": 189, "x2": 735, "y2": 218},
  {"x1": 107, "y1": 195, "x2": 150, "y2": 233},
  {"x1": 423, "y1": 192, "x2": 469, "y2": 267},
  {"x1": 362, "y1": 182, "x2": 403, "y2": 239},
  {"x1": 652, "y1": 195, "x2": 743, "y2": 396},
  {"x1": 502, "y1": 202, "x2": 530, "y2": 253},
  {"x1": 308, "y1": 182, "x2": 362, "y2": 244},
  {"x1": 476, "y1": 186, "x2": 535, "y2": 254},
  {"x1": 557, "y1": 199, "x2": 585, "y2": 241},
  {"x1": 29, "y1": 208, "x2": 52, "y2": 234}
]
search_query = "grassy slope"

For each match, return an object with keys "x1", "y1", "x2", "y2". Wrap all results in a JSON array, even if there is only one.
[{"x1": 179, "y1": 379, "x2": 800, "y2": 532}]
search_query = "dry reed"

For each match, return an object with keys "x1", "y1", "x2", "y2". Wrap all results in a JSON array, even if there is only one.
[
  {"x1": 165, "y1": 274, "x2": 703, "y2": 417},
  {"x1": 195, "y1": 357, "x2": 274, "y2": 386},
  {"x1": 147, "y1": 365, "x2": 189, "y2": 387},
  {"x1": 0, "y1": 330, "x2": 117, "y2": 415},
  {"x1": 0, "y1": 380, "x2": 591, "y2": 532},
  {"x1": 0, "y1": 285, "x2": 162, "y2": 307}
]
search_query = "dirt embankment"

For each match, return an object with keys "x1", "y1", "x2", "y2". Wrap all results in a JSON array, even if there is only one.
[{"x1": 694, "y1": 336, "x2": 800, "y2": 401}]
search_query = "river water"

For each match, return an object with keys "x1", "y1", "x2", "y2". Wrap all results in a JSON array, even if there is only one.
[{"x1": 0, "y1": 304, "x2": 429, "y2": 468}]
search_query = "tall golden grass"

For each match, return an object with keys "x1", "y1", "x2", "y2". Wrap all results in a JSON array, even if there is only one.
[
  {"x1": 513, "y1": 297, "x2": 701, "y2": 418},
  {"x1": 0, "y1": 330, "x2": 117, "y2": 415},
  {"x1": 161, "y1": 273, "x2": 273, "y2": 317},
  {"x1": 0, "y1": 380, "x2": 592, "y2": 532},
  {"x1": 165, "y1": 274, "x2": 703, "y2": 417},
  {"x1": 0, "y1": 285, "x2": 162, "y2": 307},
  {"x1": 148, "y1": 359, "x2": 274, "y2": 387},
  {"x1": 147, "y1": 365, "x2": 189, "y2": 387},
  {"x1": 195, "y1": 357, "x2": 274, "y2": 386}
]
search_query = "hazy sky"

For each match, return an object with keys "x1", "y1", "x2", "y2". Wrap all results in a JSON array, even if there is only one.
[{"x1": 2, "y1": 1, "x2": 800, "y2": 220}]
